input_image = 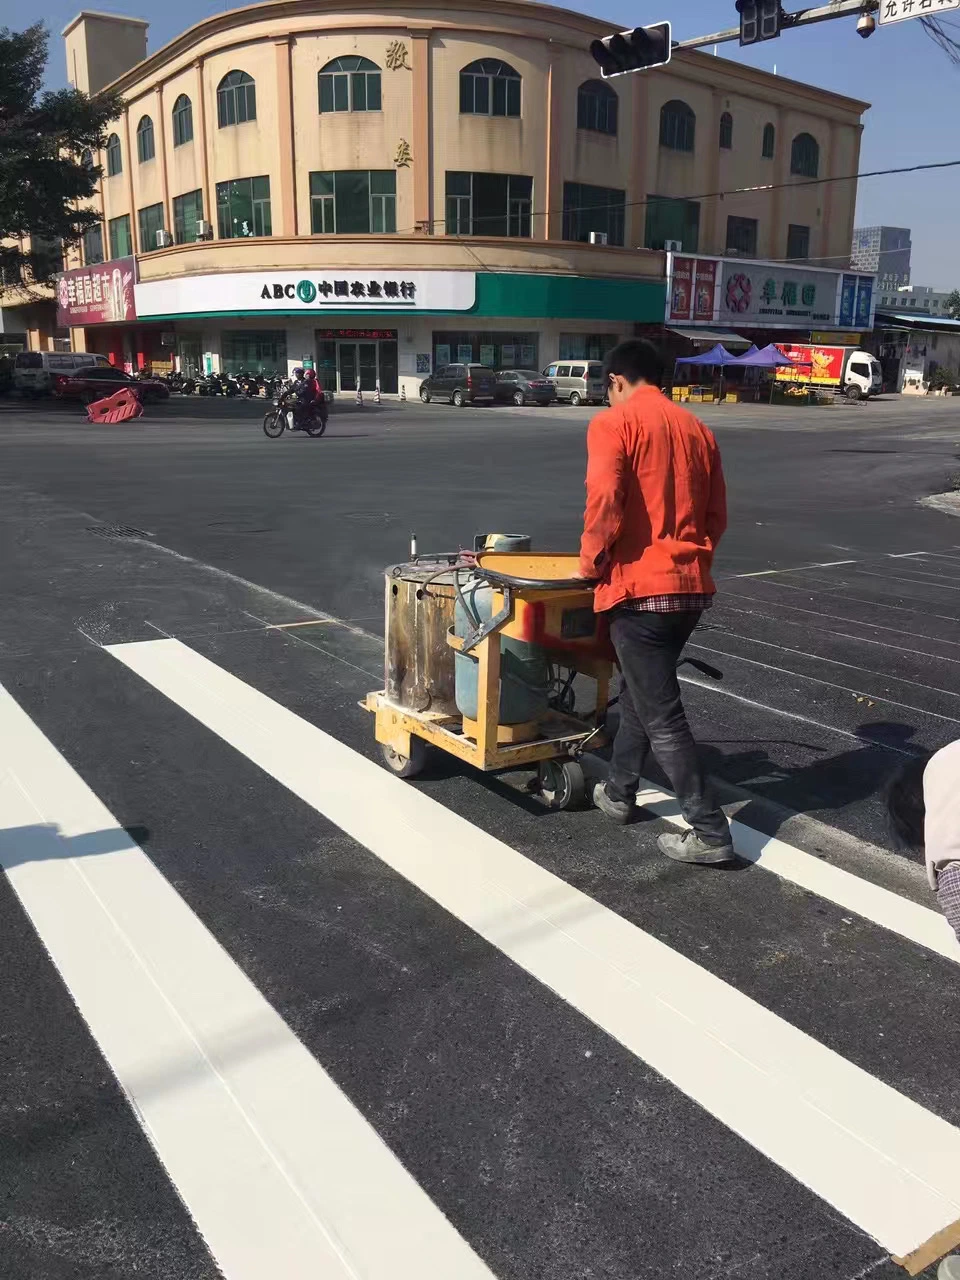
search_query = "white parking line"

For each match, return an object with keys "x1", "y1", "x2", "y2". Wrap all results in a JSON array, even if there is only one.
[
  {"x1": 107, "y1": 636, "x2": 960, "y2": 1263},
  {"x1": 0, "y1": 683, "x2": 495, "y2": 1280}
]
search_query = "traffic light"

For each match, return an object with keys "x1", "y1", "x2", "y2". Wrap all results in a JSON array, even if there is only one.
[
  {"x1": 737, "y1": 0, "x2": 782, "y2": 45},
  {"x1": 590, "y1": 21, "x2": 672, "y2": 78}
]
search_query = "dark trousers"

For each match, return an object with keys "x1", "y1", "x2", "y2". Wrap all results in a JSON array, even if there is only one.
[{"x1": 606, "y1": 608, "x2": 729, "y2": 843}]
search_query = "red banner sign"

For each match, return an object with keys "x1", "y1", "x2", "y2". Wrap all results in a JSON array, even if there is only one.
[
  {"x1": 668, "y1": 257, "x2": 694, "y2": 321},
  {"x1": 56, "y1": 259, "x2": 137, "y2": 327},
  {"x1": 693, "y1": 259, "x2": 717, "y2": 320},
  {"x1": 774, "y1": 344, "x2": 845, "y2": 385}
]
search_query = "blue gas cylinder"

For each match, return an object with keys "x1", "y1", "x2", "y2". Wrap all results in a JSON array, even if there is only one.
[{"x1": 454, "y1": 576, "x2": 550, "y2": 725}]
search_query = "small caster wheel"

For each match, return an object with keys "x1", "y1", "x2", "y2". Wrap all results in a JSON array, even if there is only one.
[
  {"x1": 380, "y1": 737, "x2": 428, "y2": 778},
  {"x1": 538, "y1": 757, "x2": 585, "y2": 809}
]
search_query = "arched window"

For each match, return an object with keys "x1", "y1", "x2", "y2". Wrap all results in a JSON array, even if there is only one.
[
  {"x1": 577, "y1": 79, "x2": 617, "y2": 135},
  {"x1": 761, "y1": 121, "x2": 775, "y2": 159},
  {"x1": 105, "y1": 133, "x2": 122, "y2": 176},
  {"x1": 719, "y1": 110, "x2": 733, "y2": 150},
  {"x1": 318, "y1": 56, "x2": 381, "y2": 113},
  {"x1": 172, "y1": 94, "x2": 193, "y2": 146},
  {"x1": 136, "y1": 115, "x2": 155, "y2": 163},
  {"x1": 460, "y1": 59, "x2": 521, "y2": 117},
  {"x1": 217, "y1": 71, "x2": 256, "y2": 128},
  {"x1": 659, "y1": 100, "x2": 695, "y2": 152},
  {"x1": 790, "y1": 131, "x2": 819, "y2": 178}
]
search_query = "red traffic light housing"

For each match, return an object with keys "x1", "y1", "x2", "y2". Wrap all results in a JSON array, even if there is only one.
[{"x1": 590, "y1": 21, "x2": 672, "y2": 78}]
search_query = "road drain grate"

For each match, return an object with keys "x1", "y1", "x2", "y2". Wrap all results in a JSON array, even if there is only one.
[{"x1": 86, "y1": 524, "x2": 153, "y2": 540}]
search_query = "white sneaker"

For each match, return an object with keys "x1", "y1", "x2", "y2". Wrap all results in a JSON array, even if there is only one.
[{"x1": 939, "y1": 1256, "x2": 960, "y2": 1280}]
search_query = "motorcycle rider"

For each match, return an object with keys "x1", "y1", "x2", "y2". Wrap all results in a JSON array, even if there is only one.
[{"x1": 292, "y1": 366, "x2": 323, "y2": 430}]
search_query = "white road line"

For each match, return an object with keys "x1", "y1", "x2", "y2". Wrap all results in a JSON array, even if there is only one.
[
  {"x1": 716, "y1": 603, "x2": 960, "y2": 667},
  {"x1": 726, "y1": 559, "x2": 858, "y2": 578},
  {"x1": 850, "y1": 567, "x2": 960, "y2": 594},
  {"x1": 107, "y1": 636, "x2": 960, "y2": 1262},
  {"x1": 0, "y1": 684, "x2": 495, "y2": 1280},
  {"x1": 687, "y1": 641, "x2": 960, "y2": 726},
  {"x1": 740, "y1": 576, "x2": 960, "y2": 625},
  {"x1": 698, "y1": 629, "x2": 960, "y2": 698},
  {"x1": 633, "y1": 784, "x2": 960, "y2": 966},
  {"x1": 678, "y1": 674, "x2": 918, "y2": 754},
  {"x1": 722, "y1": 589, "x2": 960, "y2": 650}
]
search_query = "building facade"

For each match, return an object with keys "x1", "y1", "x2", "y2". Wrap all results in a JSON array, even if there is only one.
[
  {"x1": 876, "y1": 283, "x2": 958, "y2": 315},
  {"x1": 18, "y1": 3, "x2": 869, "y2": 393},
  {"x1": 851, "y1": 225, "x2": 912, "y2": 287}
]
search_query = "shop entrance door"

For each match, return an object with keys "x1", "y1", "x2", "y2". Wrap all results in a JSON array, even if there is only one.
[{"x1": 337, "y1": 342, "x2": 378, "y2": 392}]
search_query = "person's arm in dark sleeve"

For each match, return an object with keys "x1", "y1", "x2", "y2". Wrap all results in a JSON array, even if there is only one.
[
  {"x1": 579, "y1": 412, "x2": 627, "y2": 578},
  {"x1": 705, "y1": 438, "x2": 728, "y2": 550}
]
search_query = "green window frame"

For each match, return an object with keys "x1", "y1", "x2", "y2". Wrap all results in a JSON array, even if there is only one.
[
  {"x1": 108, "y1": 213, "x2": 132, "y2": 259},
  {"x1": 173, "y1": 188, "x2": 204, "y2": 243},
  {"x1": 318, "y1": 56, "x2": 382, "y2": 113},
  {"x1": 216, "y1": 176, "x2": 271, "y2": 238},
  {"x1": 309, "y1": 170, "x2": 396, "y2": 234},
  {"x1": 137, "y1": 202, "x2": 165, "y2": 253}
]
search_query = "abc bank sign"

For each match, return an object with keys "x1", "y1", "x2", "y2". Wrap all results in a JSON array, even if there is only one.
[{"x1": 134, "y1": 270, "x2": 477, "y2": 319}]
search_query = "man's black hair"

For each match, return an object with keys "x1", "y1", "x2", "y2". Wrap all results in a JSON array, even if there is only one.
[
  {"x1": 885, "y1": 753, "x2": 931, "y2": 852},
  {"x1": 603, "y1": 339, "x2": 665, "y2": 388}
]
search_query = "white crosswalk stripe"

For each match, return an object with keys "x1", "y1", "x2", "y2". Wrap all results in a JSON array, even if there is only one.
[
  {"x1": 0, "y1": 681, "x2": 496, "y2": 1280},
  {"x1": 100, "y1": 636, "x2": 960, "y2": 1269}
]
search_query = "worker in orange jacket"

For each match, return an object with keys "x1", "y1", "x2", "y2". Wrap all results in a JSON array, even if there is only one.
[{"x1": 579, "y1": 339, "x2": 733, "y2": 864}]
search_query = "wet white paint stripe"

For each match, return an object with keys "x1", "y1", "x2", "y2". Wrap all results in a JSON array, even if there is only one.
[
  {"x1": 107, "y1": 637, "x2": 960, "y2": 1262},
  {"x1": 634, "y1": 785, "x2": 960, "y2": 967},
  {"x1": 0, "y1": 682, "x2": 495, "y2": 1280}
]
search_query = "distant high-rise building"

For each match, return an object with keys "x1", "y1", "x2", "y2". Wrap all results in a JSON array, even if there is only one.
[{"x1": 851, "y1": 226, "x2": 912, "y2": 286}]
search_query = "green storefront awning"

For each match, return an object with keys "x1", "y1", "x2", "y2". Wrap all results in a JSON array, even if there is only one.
[{"x1": 473, "y1": 272, "x2": 664, "y2": 322}]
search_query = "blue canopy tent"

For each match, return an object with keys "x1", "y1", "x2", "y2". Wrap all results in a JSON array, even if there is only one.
[
  {"x1": 674, "y1": 343, "x2": 740, "y2": 366},
  {"x1": 727, "y1": 343, "x2": 805, "y2": 368},
  {"x1": 672, "y1": 343, "x2": 741, "y2": 402}
]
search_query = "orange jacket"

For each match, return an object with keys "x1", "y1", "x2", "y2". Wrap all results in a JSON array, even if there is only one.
[{"x1": 579, "y1": 385, "x2": 727, "y2": 612}]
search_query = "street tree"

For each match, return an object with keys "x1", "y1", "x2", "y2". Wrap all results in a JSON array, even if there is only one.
[
  {"x1": 944, "y1": 289, "x2": 960, "y2": 320},
  {"x1": 0, "y1": 23, "x2": 121, "y2": 290}
]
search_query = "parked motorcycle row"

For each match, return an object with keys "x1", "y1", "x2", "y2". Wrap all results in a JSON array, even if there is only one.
[{"x1": 158, "y1": 369, "x2": 286, "y2": 398}]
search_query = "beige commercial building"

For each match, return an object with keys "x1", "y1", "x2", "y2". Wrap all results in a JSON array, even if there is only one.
[{"x1": 6, "y1": 1, "x2": 869, "y2": 394}]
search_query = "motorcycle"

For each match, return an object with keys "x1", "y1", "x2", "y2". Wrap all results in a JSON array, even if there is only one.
[
  {"x1": 196, "y1": 373, "x2": 223, "y2": 396},
  {"x1": 263, "y1": 388, "x2": 328, "y2": 439}
]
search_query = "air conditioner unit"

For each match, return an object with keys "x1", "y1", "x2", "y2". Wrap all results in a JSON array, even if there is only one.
[
  {"x1": 196, "y1": 220, "x2": 213, "y2": 239},
  {"x1": 588, "y1": 231, "x2": 609, "y2": 246},
  {"x1": 664, "y1": 239, "x2": 682, "y2": 252},
  {"x1": 156, "y1": 229, "x2": 174, "y2": 248}
]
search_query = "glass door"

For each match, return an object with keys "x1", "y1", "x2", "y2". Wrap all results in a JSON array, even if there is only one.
[
  {"x1": 337, "y1": 342, "x2": 379, "y2": 392},
  {"x1": 357, "y1": 342, "x2": 377, "y2": 391}
]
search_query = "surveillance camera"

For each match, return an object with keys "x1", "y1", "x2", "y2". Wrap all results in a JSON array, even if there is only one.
[{"x1": 856, "y1": 12, "x2": 876, "y2": 37}]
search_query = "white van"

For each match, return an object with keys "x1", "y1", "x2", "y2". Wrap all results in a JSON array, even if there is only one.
[
  {"x1": 14, "y1": 350, "x2": 112, "y2": 396},
  {"x1": 542, "y1": 361, "x2": 607, "y2": 406}
]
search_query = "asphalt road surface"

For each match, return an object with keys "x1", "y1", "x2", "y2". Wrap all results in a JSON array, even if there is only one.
[{"x1": 1, "y1": 391, "x2": 959, "y2": 1280}]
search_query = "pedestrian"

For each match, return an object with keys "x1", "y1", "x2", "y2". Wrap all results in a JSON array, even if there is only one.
[
  {"x1": 580, "y1": 338, "x2": 733, "y2": 864},
  {"x1": 886, "y1": 739, "x2": 960, "y2": 944}
]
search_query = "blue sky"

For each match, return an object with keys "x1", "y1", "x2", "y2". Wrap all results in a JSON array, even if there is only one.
[{"x1": 15, "y1": 0, "x2": 960, "y2": 284}]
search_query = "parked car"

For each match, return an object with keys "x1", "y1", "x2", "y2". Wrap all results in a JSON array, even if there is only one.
[
  {"x1": 52, "y1": 364, "x2": 171, "y2": 405},
  {"x1": 13, "y1": 350, "x2": 112, "y2": 396},
  {"x1": 418, "y1": 363, "x2": 496, "y2": 406},
  {"x1": 542, "y1": 360, "x2": 607, "y2": 406},
  {"x1": 493, "y1": 369, "x2": 557, "y2": 406}
]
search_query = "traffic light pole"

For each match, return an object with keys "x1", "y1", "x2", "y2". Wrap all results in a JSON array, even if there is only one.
[{"x1": 676, "y1": 0, "x2": 878, "y2": 51}]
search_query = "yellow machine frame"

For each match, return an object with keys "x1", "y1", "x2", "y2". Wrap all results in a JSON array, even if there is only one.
[{"x1": 365, "y1": 576, "x2": 614, "y2": 775}]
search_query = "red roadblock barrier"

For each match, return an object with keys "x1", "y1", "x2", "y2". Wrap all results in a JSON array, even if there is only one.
[{"x1": 86, "y1": 388, "x2": 144, "y2": 424}]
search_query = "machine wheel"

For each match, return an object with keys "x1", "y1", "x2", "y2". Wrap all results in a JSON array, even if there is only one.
[
  {"x1": 569, "y1": 391, "x2": 582, "y2": 407},
  {"x1": 512, "y1": 390, "x2": 526, "y2": 406},
  {"x1": 419, "y1": 387, "x2": 431, "y2": 403},
  {"x1": 845, "y1": 384, "x2": 862, "y2": 401},
  {"x1": 538, "y1": 758, "x2": 585, "y2": 810},
  {"x1": 380, "y1": 737, "x2": 428, "y2": 778},
  {"x1": 262, "y1": 410, "x2": 285, "y2": 438},
  {"x1": 452, "y1": 388, "x2": 465, "y2": 407}
]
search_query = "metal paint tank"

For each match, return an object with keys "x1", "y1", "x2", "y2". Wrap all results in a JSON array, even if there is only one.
[
  {"x1": 453, "y1": 534, "x2": 549, "y2": 726},
  {"x1": 384, "y1": 559, "x2": 458, "y2": 716}
]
